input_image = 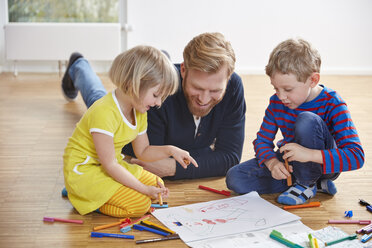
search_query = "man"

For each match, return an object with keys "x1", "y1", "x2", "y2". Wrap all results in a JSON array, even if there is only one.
[{"x1": 62, "y1": 32, "x2": 246, "y2": 180}]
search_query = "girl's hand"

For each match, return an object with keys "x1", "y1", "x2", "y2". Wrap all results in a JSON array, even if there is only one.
[
  {"x1": 145, "y1": 185, "x2": 169, "y2": 199},
  {"x1": 156, "y1": 177, "x2": 169, "y2": 199},
  {"x1": 265, "y1": 158, "x2": 292, "y2": 180},
  {"x1": 169, "y1": 146, "x2": 199, "y2": 169}
]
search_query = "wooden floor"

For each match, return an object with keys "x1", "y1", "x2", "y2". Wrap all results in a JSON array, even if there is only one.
[{"x1": 0, "y1": 72, "x2": 371, "y2": 247}]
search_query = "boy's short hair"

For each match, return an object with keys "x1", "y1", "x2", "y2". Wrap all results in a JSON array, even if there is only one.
[
  {"x1": 109, "y1": 45, "x2": 179, "y2": 103},
  {"x1": 183, "y1": 32, "x2": 236, "y2": 77},
  {"x1": 265, "y1": 38, "x2": 321, "y2": 82}
]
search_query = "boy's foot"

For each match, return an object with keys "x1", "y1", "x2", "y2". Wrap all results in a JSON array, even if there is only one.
[
  {"x1": 277, "y1": 183, "x2": 317, "y2": 205},
  {"x1": 61, "y1": 52, "x2": 83, "y2": 101},
  {"x1": 317, "y1": 179, "x2": 337, "y2": 195}
]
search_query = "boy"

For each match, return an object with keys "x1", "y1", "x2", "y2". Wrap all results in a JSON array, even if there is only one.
[{"x1": 226, "y1": 38, "x2": 364, "y2": 205}]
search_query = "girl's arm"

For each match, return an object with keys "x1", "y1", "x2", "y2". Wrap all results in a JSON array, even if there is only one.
[
  {"x1": 132, "y1": 133, "x2": 198, "y2": 169},
  {"x1": 92, "y1": 132, "x2": 167, "y2": 199}
]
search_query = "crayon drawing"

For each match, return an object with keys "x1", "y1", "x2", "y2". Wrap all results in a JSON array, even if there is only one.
[{"x1": 153, "y1": 192, "x2": 300, "y2": 243}]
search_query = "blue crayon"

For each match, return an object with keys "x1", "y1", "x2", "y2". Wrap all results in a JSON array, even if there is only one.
[
  {"x1": 151, "y1": 203, "x2": 168, "y2": 208},
  {"x1": 361, "y1": 233, "x2": 372, "y2": 243},
  {"x1": 120, "y1": 226, "x2": 131, "y2": 233},
  {"x1": 91, "y1": 232, "x2": 134, "y2": 239},
  {"x1": 133, "y1": 224, "x2": 169, "y2": 236},
  {"x1": 367, "y1": 205, "x2": 372, "y2": 213}
]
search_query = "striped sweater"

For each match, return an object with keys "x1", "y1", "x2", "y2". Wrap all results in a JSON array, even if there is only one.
[{"x1": 253, "y1": 85, "x2": 364, "y2": 174}]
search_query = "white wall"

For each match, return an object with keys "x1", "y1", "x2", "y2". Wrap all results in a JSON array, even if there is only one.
[
  {"x1": 127, "y1": 0, "x2": 372, "y2": 75},
  {"x1": 1, "y1": 0, "x2": 372, "y2": 74}
]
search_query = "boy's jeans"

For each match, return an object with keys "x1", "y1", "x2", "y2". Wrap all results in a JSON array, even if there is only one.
[
  {"x1": 226, "y1": 112, "x2": 339, "y2": 194},
  {"x1": 69, "y1": 58, "x2": 107, "y2": 108}
]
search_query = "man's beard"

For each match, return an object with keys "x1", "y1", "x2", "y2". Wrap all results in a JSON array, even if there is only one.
[{"x1": 182, "y1": 76, "x2": 224, "y2": 117}]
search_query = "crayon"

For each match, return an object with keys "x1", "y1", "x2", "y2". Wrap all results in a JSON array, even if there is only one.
[
  {"x1": 325, "y1": 234, "x2": 357, "y2": 246},
  {"x1": 328, "y1": 220, "x2": 371, "y2": 225},
  {"x1": 198, "y1": 185, "x2": 231, "y2": 196},
  {"x1": 93, "y1": 218, "x2": 130, "y2": 231},
  {"x1": 136, "y1": 234, "x2": 180, "y2": 244},
  {"x1": 284, "y1": 152, "x2": 292, "y2": 186},
  {"x1": 91, "y1": 232, "x2": 134, "y2": 239},
  {"x1": 141, "y1": 220, "x2": 175, "y2": 234},
  {"x1": 283, "y1": 202, "x2": 321, "y2": 210},
  {"x1": 43, "y1": 217, "x2": 83, "y2": 224}
]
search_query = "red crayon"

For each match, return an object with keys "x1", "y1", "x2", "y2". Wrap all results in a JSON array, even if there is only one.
[{"x1": 198, "y1": 185, "x2": 231, "y2": 196}]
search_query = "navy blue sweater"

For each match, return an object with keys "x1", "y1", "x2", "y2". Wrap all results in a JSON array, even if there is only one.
[{"x1": 123, "y1": 65, "x2": 246, "y2": 179}]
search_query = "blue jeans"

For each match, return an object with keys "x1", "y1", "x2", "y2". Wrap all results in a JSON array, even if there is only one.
[
  {"x1": 69, "y1": 58, "x2": 107, "y2": 108},
  {"x1": 226, "y1": 112, "x2": 340, "y2": 194}
]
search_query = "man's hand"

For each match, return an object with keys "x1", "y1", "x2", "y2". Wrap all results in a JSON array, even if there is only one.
[
  {"x1": 265, "y1": 158, "x2": 292, "y2": 180},
  {"x1": 280, "y1": 143, "x2": 323, "y2": 164},
  {"x1": 130, "y1": 157, "x2": 177, "y2": 178}
]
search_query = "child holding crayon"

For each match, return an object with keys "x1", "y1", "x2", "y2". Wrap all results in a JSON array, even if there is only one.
[
  {"x1": 226, "y1": 38, "x2": 364, "y2": 205},
  {"x1": 63, "y1": 46, "x2": 198, "y2": 217}
]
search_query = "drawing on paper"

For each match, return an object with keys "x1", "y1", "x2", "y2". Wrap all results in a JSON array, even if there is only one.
[{"x1": 153, "y1": 192, "x2": 300, "y2": 243}]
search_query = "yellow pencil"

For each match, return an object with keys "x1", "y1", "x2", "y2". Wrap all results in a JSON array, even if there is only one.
[
  {"x1": 314, "y1": 238, "x2": 319, "y2": 248},
  {"x1": 157, "y1": 177, "x2": 163, "y2": 206},
  {"x1": 141, "y1": 220, "x2": 175, "y2": 234}
]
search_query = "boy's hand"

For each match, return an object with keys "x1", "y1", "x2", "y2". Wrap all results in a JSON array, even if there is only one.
[
  {"x1": 280, "y1": 143, "x2": 318, "y2": 163},
  {"x1": 265, "y1": 158, "x2": 292, "y2": 180}
]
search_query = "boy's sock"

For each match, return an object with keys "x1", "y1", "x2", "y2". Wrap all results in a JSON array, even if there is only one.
[
  {"x1": 277, "y1": 183, "x2": 317, "y2": 205},
  {"x1": 317, "y1": 179, "x2": 337, "y2": 195},
  {"x1": 61, "y1": 187, "x2": 68, "y2": 197}
]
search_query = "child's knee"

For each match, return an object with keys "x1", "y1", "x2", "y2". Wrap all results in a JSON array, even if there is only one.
[
  {"x1": 295, "y1": 112, "x2": 320, "y2": 131},
  {"x1": 129, "y1": 197, "x2": 152, "y2": 217}
]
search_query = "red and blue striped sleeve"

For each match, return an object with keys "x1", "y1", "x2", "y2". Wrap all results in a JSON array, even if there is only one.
[
  {"x1": 253, "y1": 98, "x2": 279, "y2": 166},
  {"x1": 321, "y1": 93, "x2": 364, "y2": 173}
]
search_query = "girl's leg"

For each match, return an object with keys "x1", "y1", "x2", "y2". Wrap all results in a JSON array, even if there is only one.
[
  {"x1": 98, "y1": 170, "x2": 160, "y2": 217},
  {"x1": 69, "y1": 58, "x2": 107, "y2": 108},
  {"x1": 226, "y1": 158, "x2": 289, "y2": 194},
  {"x1": 278, "y1": 112, "x2": 339, "y2": 205}
]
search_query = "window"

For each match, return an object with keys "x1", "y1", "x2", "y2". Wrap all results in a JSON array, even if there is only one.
[{"x1": 8, "y1": 0, "x2": 119, "y2": 23}]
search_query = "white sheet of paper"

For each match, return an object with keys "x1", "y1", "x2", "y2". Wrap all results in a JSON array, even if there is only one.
[
  {"x1": 152, "y1": 191, "x2": 301, "y2": 243},
  {"x1": 187, "y1": 220, "x2": 312, "y2": 248},
  {"x1": 188, "y1": 225, "x2": 370, "y2": 248}
]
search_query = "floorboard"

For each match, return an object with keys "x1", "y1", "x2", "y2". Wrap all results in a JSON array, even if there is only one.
[{"x1": 0, "y1": 72, "x2": 371, "y2": 247}]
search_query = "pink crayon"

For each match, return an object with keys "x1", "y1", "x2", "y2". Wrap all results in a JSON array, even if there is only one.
[
  {"x1": 357, "y1": 223, "x2": 372, "y2": 234},
  {"x1": 43, "y1": 217, "x2": 83, "y2": 224},
  {"x1": 328, "y1": 220, "x2": 371, "y2": 225}
]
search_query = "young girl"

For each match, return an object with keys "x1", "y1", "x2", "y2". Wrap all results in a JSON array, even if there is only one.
[{"x1": 63, "y1": 46, "x2": 198, "y2": 217}]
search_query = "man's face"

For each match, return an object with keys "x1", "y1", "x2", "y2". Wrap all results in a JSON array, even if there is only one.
[{"x1": 181, "y1": 63, "x2": 228, "y2": 117}]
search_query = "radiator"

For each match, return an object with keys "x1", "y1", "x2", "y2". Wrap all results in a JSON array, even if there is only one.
[{"x1": 4, "y1": 23, "x2": 121, "y2": 61}]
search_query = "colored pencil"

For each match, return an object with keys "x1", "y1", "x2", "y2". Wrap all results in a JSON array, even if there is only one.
[
  {"x1": 284, "y1": 151, "x2": 292, "y2": 186},
  {"x1": 43, "y1": 217, "x2": 83, "y2": 224},
  {"x1": 283, "y1": 202, "x2": 321, "y2": 210}
]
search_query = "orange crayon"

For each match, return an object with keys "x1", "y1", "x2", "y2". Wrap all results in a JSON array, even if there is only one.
[
  {"x1": 283, "y1": 201, "x2": 321, "y2": 210},
  {"x1": 284, "y1": 152, "x2": 292, "y2": 186}
]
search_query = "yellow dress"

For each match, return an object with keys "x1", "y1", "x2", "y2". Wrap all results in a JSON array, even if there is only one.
[{"x1": 63, "y1": 90, "x2": 146, "y2": 215}]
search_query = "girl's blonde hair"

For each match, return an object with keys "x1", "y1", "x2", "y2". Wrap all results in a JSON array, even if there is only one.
[
  {"x1": 265, "y1": 38, "x2": 321, "y2": 82},
  {"x1": 183, "y1": 32, "x2": 236, "y2": 77},
  {"x1": 109, "y1": 45, "x2": 179, "y2": 103}
]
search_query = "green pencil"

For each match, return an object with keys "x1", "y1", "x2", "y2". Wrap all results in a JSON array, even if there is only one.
[
  {"x1": 308, "y1": 234, "x2": 315, "y2": 248},
  {"x1": 325, "y1": 234, "x2": 357, "y2": 246}
]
